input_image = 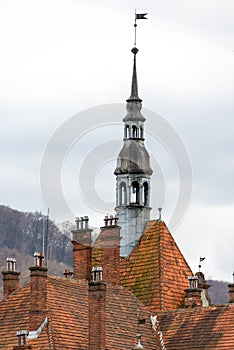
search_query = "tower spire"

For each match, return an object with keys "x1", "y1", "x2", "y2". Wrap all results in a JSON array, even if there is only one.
[
  {"x1": 127, "y1": 47, "x2": 142, "y2": 103},
  {"x1": 114, "y1": 30, "x2": 152, "y2": 257}
]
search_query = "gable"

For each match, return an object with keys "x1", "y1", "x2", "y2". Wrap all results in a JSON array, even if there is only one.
[{"x1": 120, "y1": 220, "x2": 193, "y2": 311}]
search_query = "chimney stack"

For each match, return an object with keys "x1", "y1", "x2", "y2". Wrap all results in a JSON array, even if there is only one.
[
  {"x1": 72, "y1": 216, "x2": 92, "y2": 281},
  {"x1": 92, "y1": 215, "x2": 120, "y2": 285},
  {"x1": 29, "y1": 252, "x2": 47, "y2": 331},
  {"x1": 89, "y1": 280, "x2": 106, "y2": 350},
  {"x1": 2, "y1": 258, "x2": 20, "y2": 298}
]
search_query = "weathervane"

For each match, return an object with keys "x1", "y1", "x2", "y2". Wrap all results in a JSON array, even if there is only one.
[
  {"x1": 134, "y1": 11, "x2": 148, "y2": 46},
  {"x1": 198, "y1": 257, "x2": 205, "y2": 272}
]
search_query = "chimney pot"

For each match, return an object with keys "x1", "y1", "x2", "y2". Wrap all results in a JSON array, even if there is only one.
[
  {"x1": 63, "y1": 269, "x2": 73, "y2": 279},
  {"x1": 16, "y1": 330, "x2": 28, "y2": 346},
  {"x1": 114, "y1": 215, "x2": 118, "y2": 225},
  {"x1": 6, "y1": 257, "x2": 16, "y2": 271},
  {"x1": 80, "y1": 217, "x2": 84, "y2": 229},
  {"x1": 64, "y1": 269, "x2": 69, "y2": 278},
  {"x1": 34, "y1": 252, "x2": 40, "y2": 266},
  {"x1": 92, "y1": 266, "x2": 103, "y2": 282},
  {"x1": 33, "y1": 252, "x2": 45, "y2": 267},
  {"x1": 104, "y1": 215, "x2": 108, "y2": 226},
  {"x1": 75, "y1": 217, "x2": 79, "y2": 230},
  {"x1": 188, "y1": 276, "x2": 198, "y2": 289},
  {"x1": 84, "y1": 216, "x2": 89, "y2": 228}
]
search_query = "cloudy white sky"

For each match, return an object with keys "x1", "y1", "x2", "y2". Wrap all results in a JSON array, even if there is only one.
[{"x1": 1, "y1": 0, "x2": 234, "y2": 281}]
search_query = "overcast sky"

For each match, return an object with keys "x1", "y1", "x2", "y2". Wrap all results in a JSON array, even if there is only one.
[{"x1": 1, "y1": 0, "x2": 234, "y2": 281}]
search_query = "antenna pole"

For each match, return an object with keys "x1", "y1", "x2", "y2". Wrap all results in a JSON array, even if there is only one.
[
  {"x1": 42, "y1": 215, "x2": 45, "y2": 256},
  {"x1": 45, "y1": 208, "x2": 49, "y2": 267}
]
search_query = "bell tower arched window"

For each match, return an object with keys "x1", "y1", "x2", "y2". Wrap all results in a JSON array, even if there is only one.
[
  {"x1": 120, "y1": 182, "x2": 127, "y2": 205},
  {"x1": 140, "y1": 127, "x2": 144, "y2": 138},
  {"x1": 125, "y1": 125, "x2": 130, "y2": 138},
  {"x1": 143, "y1": 182, "x2": 148, "y2": 206},
  {"x1": 131, "y1": 181, "x2": 140, "y2": 204},
  {"x1": 132, "y1": 125, "x2": 137, "y2": 138}
]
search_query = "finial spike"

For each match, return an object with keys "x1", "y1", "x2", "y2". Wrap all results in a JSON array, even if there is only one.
[{"x1": 127, "y1": 47, "x2": 142, "y2": 103}]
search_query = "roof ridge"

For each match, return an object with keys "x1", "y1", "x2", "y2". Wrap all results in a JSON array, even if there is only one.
[
  {"x1": 46, "y1": 308, "x2": 56, "y2": 350},
  {"x1": 158, "y1": 222, "x2": 165, "y2": 310},
  {"x1": 161, "y1": 222, "x2": 193, "y2": 275}
]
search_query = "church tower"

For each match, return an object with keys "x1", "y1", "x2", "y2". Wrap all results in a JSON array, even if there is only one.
[{"x1": 114, "y1": 47, "x2": 153, "y2": 256}]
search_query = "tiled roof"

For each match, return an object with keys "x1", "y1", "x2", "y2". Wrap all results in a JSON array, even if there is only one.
[
  {"x1": 105, "y1": 284, "x2": 159, "y2": 349},
  {"x1": 120, "y1": 220, "x2": 193, "y2": 311},
  {"x1": 45, "y1": 276, "x2": 90, "y2": 349},
  {"x1": 157, "y1": 304, "x2": 234, "y2": 349},
  {"x1": 0, "y1": 284, "x2": 31, "y2": 349},
  {"x1": 0, "y1": 275, "x2": 161, "y2": 349}
]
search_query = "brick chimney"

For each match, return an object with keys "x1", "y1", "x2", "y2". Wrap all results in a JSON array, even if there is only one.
[
  {"x1": 228, "y1": 272, "x2": 234, "y2": 304},
  {"x1": 89, "y1": 279, "x2": 106, "y2": 350},
  {"x1": 2, "y1": 258, "x2": 20, "y2": 298},
  {"x1": 184, "y1": 276, "x2": 202, "y2": 308},
  {"x1": 72, "y1": 216, "x2": 92, "y2": 281},
  {"x1": 29, "y1": 252, "x2": 47, "y2": 331},
  {"x1": 92, "y1": 215, "x2": 120, "y2": 285}
]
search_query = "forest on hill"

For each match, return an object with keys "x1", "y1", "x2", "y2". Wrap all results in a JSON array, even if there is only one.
[
  {"x1": 0, "y1": 205, "x2": 73, "y2": 298},
  {"x1": 0, "y1": 205, "x2": 73, "y2": 265},
  {"x1": 0, "y1": 205, "x2": 230, "y2": 304}
]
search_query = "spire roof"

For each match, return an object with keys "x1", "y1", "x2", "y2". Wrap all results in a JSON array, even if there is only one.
[
  {"x1": 123, "y1": 47, "x2": 145, "y2": 123},
  {"x1": 127, "y1": 47, "x2": 142, "y2": 103}
]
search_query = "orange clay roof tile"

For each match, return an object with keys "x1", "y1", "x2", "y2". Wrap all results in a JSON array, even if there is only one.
[
  {"x1": 157, "y1": 304, "x2": 234, "y2": 349},
  {"x1": 0, "y1": 275, "x2": 162, "y2": 349},
  {"x1": 120, "y1": 220, "x2": 193, "y2": 311}
]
